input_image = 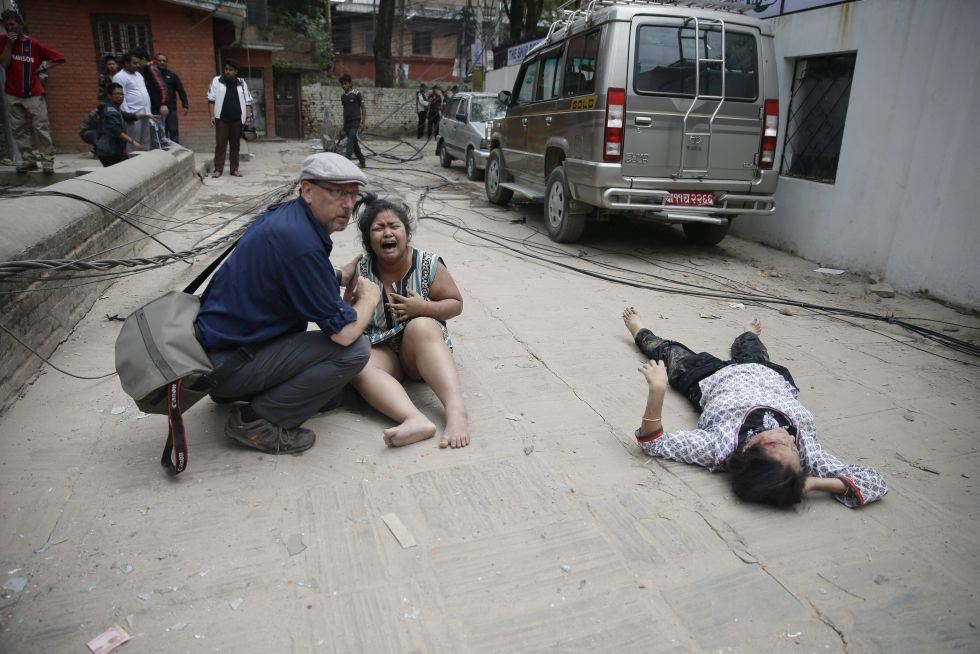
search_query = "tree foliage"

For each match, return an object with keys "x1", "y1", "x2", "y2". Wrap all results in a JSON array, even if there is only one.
[
  {"x1": 279, "y1": 9, "x2": 335, "y2": 72},
  {"x1": 504, "y1": 0, "x2": 550, "y2": 43}
]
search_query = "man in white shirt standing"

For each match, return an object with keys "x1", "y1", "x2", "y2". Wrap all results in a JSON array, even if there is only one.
[{"x1": 112, "y1": 51, "x2": 154, "y2": 153}]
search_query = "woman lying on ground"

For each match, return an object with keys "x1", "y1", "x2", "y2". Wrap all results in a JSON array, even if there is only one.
[
  {"x1": 623, "y1": 306, "x2": 887, "y2": 508},
  {"x1": 344, "y1": 197, "x2": 469, "y2": 448}
]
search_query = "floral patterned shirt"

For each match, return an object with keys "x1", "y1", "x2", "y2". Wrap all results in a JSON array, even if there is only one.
[{"x1": 636, "y1": 363, "x2": 887, "y2": 508}]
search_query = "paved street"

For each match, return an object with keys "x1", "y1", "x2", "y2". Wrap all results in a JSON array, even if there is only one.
[{"x1": 1, "y1": 139, "x2": 978, "y2": 653}]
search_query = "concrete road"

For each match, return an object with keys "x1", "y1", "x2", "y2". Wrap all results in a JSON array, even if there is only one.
[{"x1": 1, "y1": 140, "x2": 978, "y2": 653}]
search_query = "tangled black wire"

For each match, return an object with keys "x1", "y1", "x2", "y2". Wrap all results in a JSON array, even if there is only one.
[{"x1": 409, "y1": 185, "x2": 980, "y2": 363}]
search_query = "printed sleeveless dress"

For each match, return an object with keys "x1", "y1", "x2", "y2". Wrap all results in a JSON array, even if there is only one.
[{"x1": 358, "y1": 248, "x2": 453, "y2": 353}]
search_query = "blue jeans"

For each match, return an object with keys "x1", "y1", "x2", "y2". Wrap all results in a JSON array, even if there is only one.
[{"x1": 344, "y1": 119, "x2": 364, "y2": 163}]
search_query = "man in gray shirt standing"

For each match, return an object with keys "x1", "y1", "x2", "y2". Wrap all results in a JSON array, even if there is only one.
[{"x1": 338, "y1": 73, "x2": 366, "y2": 168}]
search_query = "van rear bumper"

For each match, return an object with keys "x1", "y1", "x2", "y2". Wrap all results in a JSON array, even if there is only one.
[
  {"x1": 599, "y1": 188, "x2": 775, "y2": 215},
  {"x1": 564, "y1": 159, "x2": 776, "y2": 215}
]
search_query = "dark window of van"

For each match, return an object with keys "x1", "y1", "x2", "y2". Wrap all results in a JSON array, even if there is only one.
[
  {"x1": 536, "y1": 48, "x2": 563, "y2": 101},
  {"x1": 444, "y1": 97, "x2": 461, "y2": 118},
  {"x1": 563, "y1": 30, "x2": 600, "y2": 96},
  {"x1": 781, "y1": 53, "x2": 856, "y2": 184},
  {"x1": 514, "y1": 60, "x2": 539, "y2": 106},
  {"x1": 633, "y1": 26, "x2": 758, "y2": 101}
]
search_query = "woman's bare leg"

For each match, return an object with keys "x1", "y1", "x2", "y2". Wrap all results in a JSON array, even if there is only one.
[
  {"x1": 623, "y1": 305, "x2": 645, "y2": 338},
  {"x1": 350, "y1": 345, "x2": 436, "y2": 447},
  {"x1": 399, "y1": 318, "x2": 469, "y2": 448}
]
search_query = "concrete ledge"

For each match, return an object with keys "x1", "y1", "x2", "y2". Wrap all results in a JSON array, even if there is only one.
[{"x1": 0, "y1": 149, "x2": 198, "y2": 414}]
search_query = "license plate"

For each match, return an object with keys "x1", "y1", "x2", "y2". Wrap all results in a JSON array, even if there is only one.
[{"x1": 665, "y1": 191, "x2": 715, "y2": 206}]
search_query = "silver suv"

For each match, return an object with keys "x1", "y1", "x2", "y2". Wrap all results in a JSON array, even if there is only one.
[
  {"x1": 436, "y1": 92, "x2": 507, "y2": 181},
  {"x1": 485, "y1": 0, "x2": 779, "y2": 244}
]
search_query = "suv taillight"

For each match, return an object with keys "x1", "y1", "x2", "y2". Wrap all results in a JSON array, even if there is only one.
[
  {"x1": 603, "y1": 87, "x2": 625, "y2": 162},
  {"x1": 759, "y1": 99, "x2": 778, "y2": 170}
]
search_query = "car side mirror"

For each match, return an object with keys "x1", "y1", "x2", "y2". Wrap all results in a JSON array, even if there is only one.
[{"x1": 497, "y1": 90, "x2": 512, "y2": 106}]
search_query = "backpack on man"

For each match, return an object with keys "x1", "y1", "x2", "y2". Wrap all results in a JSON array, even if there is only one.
[
  {"x1": 114, "y1": 242, "x2": 250, "y2": 476},
  {"x1": 79, "y1": 106, "x2": 102, "y2": 145}
]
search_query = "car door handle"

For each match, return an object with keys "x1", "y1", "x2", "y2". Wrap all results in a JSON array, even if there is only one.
[
  {"x1": 544, "y1": 116, "x2": 553, "y2": 125},
  {"x1": 634, "y1": 116, "x2": 652, "y2": 126},
  {"x1": 522, "y1": 118, "x2": 528, "y2": 126}
]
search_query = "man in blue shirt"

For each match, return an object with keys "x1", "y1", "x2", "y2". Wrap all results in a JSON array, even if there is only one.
[{"x1": 196, "y1": 153, "x2": 381, "y2": 454}]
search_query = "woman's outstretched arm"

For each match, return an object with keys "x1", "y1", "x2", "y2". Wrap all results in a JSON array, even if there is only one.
[{"x1": 635, "y1": 360, "x2": 731, "y2": 470}]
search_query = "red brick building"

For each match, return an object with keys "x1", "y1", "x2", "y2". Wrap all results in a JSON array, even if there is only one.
[{"x1": 15, "y1": 0, "x2": 278, "y2": 154}]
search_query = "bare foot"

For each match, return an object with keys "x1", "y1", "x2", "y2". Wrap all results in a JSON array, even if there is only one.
[
  {"x1": 744, "y1": 318, "x2": 763, "y2": 335},
  {"x1": 383, "y1": 414, "x2": 436, "y2": 448},
  {"x1": 622, "y1": 306, "x2": 645, "y2": 338},
  {"x1": 439, "y1": 407, "x2": 470, "y2": 449}
]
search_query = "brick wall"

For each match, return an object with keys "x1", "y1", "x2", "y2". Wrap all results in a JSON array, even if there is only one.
[
  {"x1": 304, "y1": 82, "x2": 422, "y2": 140},
  {"x1": 333, "y1": 54, "x2": 455, "y2": 84},
  {"x1": 21, "y1": 0, "x2": 219, "y2": 154}
]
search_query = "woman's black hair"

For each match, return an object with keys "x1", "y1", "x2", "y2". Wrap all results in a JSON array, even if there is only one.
[
  {"x1": 354, "y1": 194, "x2": 414, "y2": 253},
  {"x1": 728, "y1": 446, "x2": 805, "y2": 508}
]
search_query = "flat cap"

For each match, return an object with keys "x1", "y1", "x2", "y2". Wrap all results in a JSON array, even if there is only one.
[{"x1": 298, "y1": 152, "x2": 368, "y2": 186}]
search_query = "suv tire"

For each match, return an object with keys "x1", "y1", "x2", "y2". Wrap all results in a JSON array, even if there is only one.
[
  {"x1": 438, "y1": 141, "x2": 453, "y2": 168},
  {"x1": 466, "y1": 149, "x2": 484, "y2": 181},
  {"x1": 682, "y1": 219, "x2": 731, "y2": 246},
  {"x1": 485, "y1": 150, "x2": 513, "y2": 205},
  {"x1": 545, "y1": 166, "x2": 587, "y2": 243}
]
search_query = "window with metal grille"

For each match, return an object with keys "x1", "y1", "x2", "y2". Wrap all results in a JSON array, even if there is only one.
[
  {"x1": 333, "y1": 22, "x2": 352, "y2": 54},
  {"x1": 781, "y1": 53, "x2": 857, "y2": 184},
  {"x1": 363, "y1": 30, "x2": 373, "y2": 54},
  {"x1": 412, "y1": 31, "x2": 432, "y2": 56},
  {"x1": 92, "y1": 15, "x2": 152, "y2": 60}
]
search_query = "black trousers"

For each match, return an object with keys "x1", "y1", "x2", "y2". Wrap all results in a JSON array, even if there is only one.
[
  {"x1": 427, "y1": 113, "x2": 440, "y2": 138},
  {"x1": 634, "y1": 329, "x2": 796, "y2": 409},
  {"x1": 164, "y1": 108, "x2": 180, "y2": 143},
  {"x1": 417, "y1": 111, "x2": 427, "y2": 138}
]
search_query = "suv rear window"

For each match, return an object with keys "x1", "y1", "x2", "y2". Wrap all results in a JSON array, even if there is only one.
[{"x1": 634, "y1": 26, "x2": 758, "y2": 101}]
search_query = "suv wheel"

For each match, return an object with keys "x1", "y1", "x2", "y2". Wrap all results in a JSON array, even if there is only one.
[
  {"x1": 545, "y1": 166, "x2": 587, "y2": 243},
  {"x1": 439, "y1": 142, "x2": 453, "y2": 168},
  {"x1": 485, "y1": 150, "x2": 513, "y2": 205},
  {"x1": 466, "y1": 149, "x2": 484, "y2": 181},
  {"x1": 682, "y1": 219, "x2": 731, "y2": 246}
]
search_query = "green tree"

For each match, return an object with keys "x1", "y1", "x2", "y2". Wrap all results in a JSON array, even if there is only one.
[{"x1": 504, "y1": 0, "x2": 550, "y2": 43}]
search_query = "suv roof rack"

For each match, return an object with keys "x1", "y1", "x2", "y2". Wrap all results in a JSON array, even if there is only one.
[{"x1": 541, "y1": 0, "x2": 752, "y2": 50}]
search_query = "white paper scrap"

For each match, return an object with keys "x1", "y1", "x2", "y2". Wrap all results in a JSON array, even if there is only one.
[{"x1": 87, "y1": 624, "x2": 131, "y2": 654}]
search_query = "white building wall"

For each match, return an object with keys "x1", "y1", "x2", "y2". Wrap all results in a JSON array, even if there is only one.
[
  {"x1": 732, "y1": 0, "x2": 980, "y2": 307},
  {"x1": 485, "y1": 66, "x2": 518, "y2": 95}
]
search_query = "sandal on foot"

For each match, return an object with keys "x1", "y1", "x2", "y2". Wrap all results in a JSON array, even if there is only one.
[
  {"x1": 211, "y1": 170, "x2": 222, "y2": 178},
  {"x1": 229, "y1": 170, "x2": 243, "y2": 177}
]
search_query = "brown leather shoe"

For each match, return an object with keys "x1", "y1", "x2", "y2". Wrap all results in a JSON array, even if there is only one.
[{"x1": 224, "y1": 406, "x2": 316, "y2": 454}]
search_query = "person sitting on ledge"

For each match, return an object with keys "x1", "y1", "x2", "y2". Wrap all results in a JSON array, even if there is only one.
[{"x1": 623, "y1": 306, "x2": 887, "y2": 508}]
